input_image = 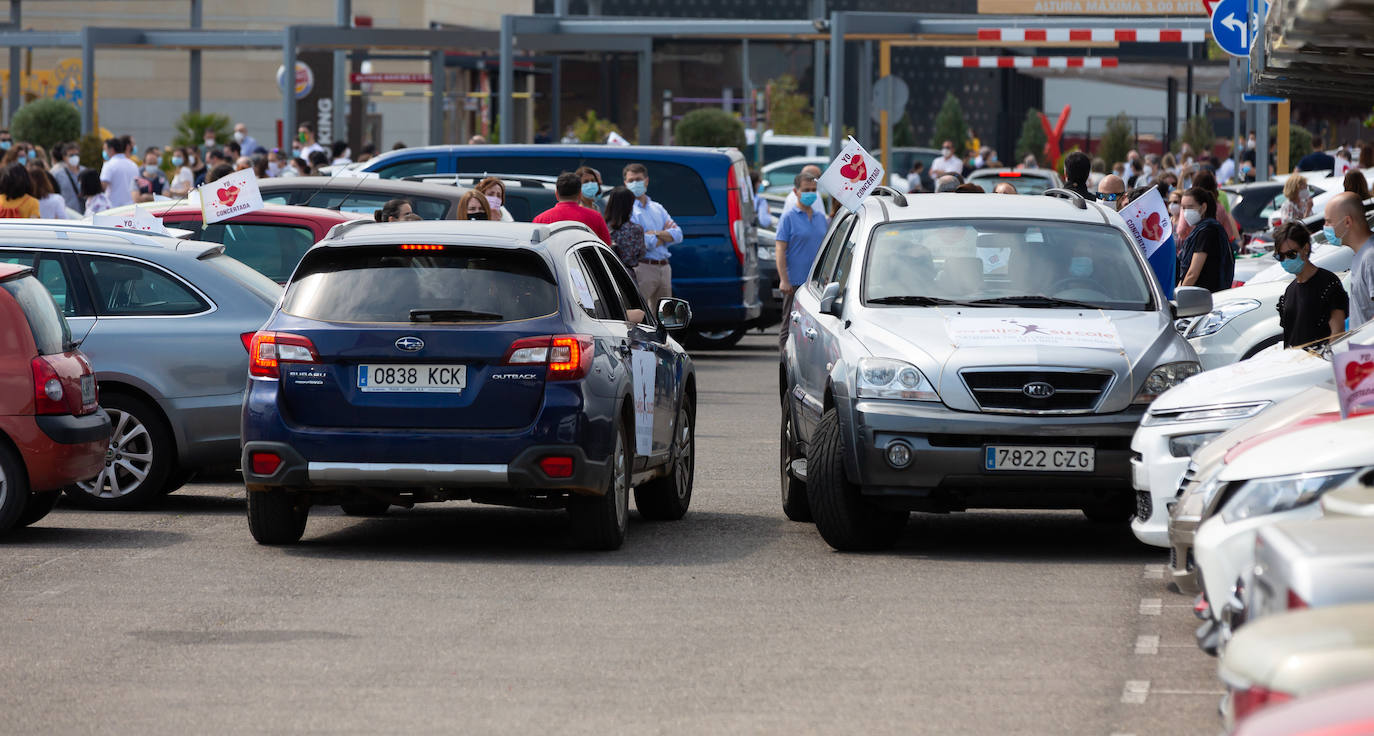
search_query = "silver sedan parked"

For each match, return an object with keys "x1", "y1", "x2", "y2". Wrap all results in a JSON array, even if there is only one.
[{"x1": 0, "y1": 221, "x2": 281, "y2": 508}]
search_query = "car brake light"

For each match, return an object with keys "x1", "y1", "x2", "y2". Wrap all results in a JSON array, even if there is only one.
[
  {"x1": 399, "y1": 244, "x2": 443, "y2": 251},
  {"x1": 30, "y1": 356, "x2": 67, "y2": 415},
  {"x1": 998, "y1": 171, "x2": 1022, "y2": 177},
  {"x1": 538, "y1": 455, "x2": 575, "y2": 478},
  {"x1": 502, "y1": 334, "x2": 592, "y2": 380},
  {"x1": 1286, "y1": 589, "x2": 1308, "y2": 610},
  {"x1": 726, "y1": 166, "x2": 745, "y2": 265},
  {"x1": 1231, "y1": 684, "x2": 1294, "y2": 722},
  {"x1": 248, "y1": 331, "x2": 319, "y2": 379},
  {"x1": 250, "y1": 452, "x2": 282, "y2": 475}
]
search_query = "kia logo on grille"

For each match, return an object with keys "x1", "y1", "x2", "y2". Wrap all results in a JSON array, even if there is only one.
[
  {"x1": 395, "y1": 336, "x2": 424, "y2": 352},
  {"x1": 1022, "y1": 381, "x2": 1055, "y2": 399}
]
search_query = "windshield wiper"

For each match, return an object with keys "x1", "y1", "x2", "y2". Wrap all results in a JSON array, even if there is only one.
[
  {"x1": 409, "y1": 308, "x2": 504, "y2": 322},
  {"x1": 967, "y1": 295, "x2": 1100, "y2": 309},
  {"x1": 867, "y1": 295, "x2": 983, "y2": 307}
]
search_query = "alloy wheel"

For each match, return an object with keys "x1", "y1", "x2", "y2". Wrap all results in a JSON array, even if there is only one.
[{"x1": 78, "y1": 408, "x2": 154, "y2": 499}]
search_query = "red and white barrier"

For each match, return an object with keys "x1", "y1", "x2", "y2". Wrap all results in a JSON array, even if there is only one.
[
  {"x1": 945, "y1": 56, "x2": 1120, "y2": 69},
  {"x1": 976, "y1": 28, "x2": 1205, "y2": 42}
]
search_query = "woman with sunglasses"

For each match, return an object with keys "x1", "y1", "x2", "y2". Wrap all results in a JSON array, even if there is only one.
[{"x1": 1273, "y1": 221, "x2": 1348, "y2": 348}]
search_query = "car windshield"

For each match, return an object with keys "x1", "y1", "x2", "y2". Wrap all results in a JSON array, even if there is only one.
[
  {"x1": 969, "y1": 174, "x2": 1053, "y2": 195},
  {"x1": 863, "y1": 219, "x2": 1154, "y2": 311}
]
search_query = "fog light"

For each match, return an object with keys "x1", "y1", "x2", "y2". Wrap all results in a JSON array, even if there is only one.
[
  {"x1": 885, "y1": 441, "x2": 912, "y2": 469},
  {"x1": 250, "y1": 452, "x2": 281, "y2": 475},
  {"x1": 539, "y1": 455, "x2": 575, "y2": 478}
]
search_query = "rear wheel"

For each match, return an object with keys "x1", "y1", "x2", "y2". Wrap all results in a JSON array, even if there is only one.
[
  {"x1": 246, "y1": 490, "x2": 309, "y2": 545},
  {"x1": 634, "y1": 398, "x2": 694, "y2": 521},
  {"x1": 568, "y1": 422, "x2": 629, "y2": 550},
  {"x1": 66, "y1": 393, "x2": 174, "y2": 510},
  {"x1": 683, "y1": 328, "x2": 747, "y2": 350},
  {"x1": 0, "y1": 443, "x2": 30, "y2": 533},
  {"x1": 779, "y1": 398, "x2": 811, "y2": 522},
  {"x1": 15, "y1": 490, "x2": 61, "y2": 528},
  {"x1": 809, "y1": 409, "x2": 907, "y2": 551},
  {"x1": 340, "y1": 497, "x2": 390, "y2": 516}
]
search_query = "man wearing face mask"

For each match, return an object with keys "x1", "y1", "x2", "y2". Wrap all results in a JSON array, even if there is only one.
[
  {"x1": 623, "y1": 162, "x2": 681, "y2": 303},
  {"x1": 50, "y1": 142, "x2": 85, "y2": 212},
  {"x1": 1325, "y1": 192, "x2": 1374, "y2": 327},
  {"x1": 783, "y1": 164, "x2": 825, "y2": 215},
  {"x1": 134, "y1": 148, "x2": 167, "y2": 202},
  {"x1": 931, "y1": 140, "x2": 961, "y2": 179},
  {"x1": 0, "y1": 130, "x2": 10, "y2": 152},
  {"x1": 1096, "y1": 174, "x2": 1126, "y2": 211},
  {"x1": 775, "y1": 172, "x2": 828, "y2": 348},
  {"x1": 233, "y1": 123, "x2": 259, "y2": 157},
  {"x1": 1272, "y1": 222, "x2": 1348, "y2": 348}
]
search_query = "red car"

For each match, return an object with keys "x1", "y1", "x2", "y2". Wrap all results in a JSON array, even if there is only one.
[
  {"x1": 105, "y1": 203, "x2": 366, "y2": 284},
  {"x1": 0, "y1": 263, "x2": 110, "y2": 533}
]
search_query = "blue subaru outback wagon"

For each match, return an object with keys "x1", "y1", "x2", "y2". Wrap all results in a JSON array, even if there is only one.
[{"x1": 240, "y1": 220, "x2": 697, "y2": 550}]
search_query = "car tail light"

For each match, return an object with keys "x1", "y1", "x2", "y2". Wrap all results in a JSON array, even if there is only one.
[
  {"x1": 538, "y1": 455, "x2": 575, "y2": 478},
  {"x1": 1193, "y1": 593, "x2": 1210, "y2": 620},
  {"x1": 998, "y1": 171, "x2": 1023, "y2": 177},
  {"x1": 726, "y1": 166, "x2": 746, "y2": 265},
  {"x1": 1231, "y1": 684, "x2": 1294, "y2": 722},
  {"x1": 399, "y1": 244, "x2": 443, "y2": 251},
  {"x1": 30, "y1": 356, "x2": 67, "y2": 415},
  {"x1": 503, "y1": 334, "x2": 593, "y2": 381},
  {"x1": 240, "y1": 332, "x2": 255, "y2": 353},
  {"x1": 248, "y1": 331, "x2": 319, "y2": 379},
  {"x1": 250, "y1": 452, "x2": 282, "y2": 475},
  {"x1": 1286, "y1": 589, "x2": 1308, "y2": 610}
]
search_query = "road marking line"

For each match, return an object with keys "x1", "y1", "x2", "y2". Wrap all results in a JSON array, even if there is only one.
[
  {"x1": 1139, "y1": 598, "x2": 1163, "y2": 615},
  {"x1": 1121, "y1": 680, "x2": 1150, "y2": 704},
  {"x1": 1143, "y1": 564, "x2": 1165, "y2": 579},
  {"x1": 1151, "y1": 689, "x2": 1226, "y2": 695},
  {"x1": 1134, "y1": 635, "x2": 1159, "y2": 654}
]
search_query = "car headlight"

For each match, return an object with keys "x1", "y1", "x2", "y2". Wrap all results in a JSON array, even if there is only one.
[
  {"x1": 1174, "y1": 317, "x2": 1195, "y2": 335},
  {"x1": 757, "y1": 244, "x2": 775, "y2": 262},
  {"x1": 1185, "y1": 299, "x2": 1262, "y2": 338},
  {"x1": 1168, "y1": 431, "x2": 1223, "y2": 458},
  {"x1": 856, "y1": 357, "x2": 938, "y2": 401},
  {"x1": 1220, "y1": 469, "x2": 1357, "y2": 523},
  {"x1": 1133, "y1": 362, "x2": 1203, "y2": 404},
  {"x1": 1142, "y1": 401, "x2": 1271, "y2": 426}
]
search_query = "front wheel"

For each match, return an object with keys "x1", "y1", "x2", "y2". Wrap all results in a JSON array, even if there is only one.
[
  {"x1": 568, "y1": 422, "x2": 630, "y2": 550},
  {"x1": 808, "y1": 409, "x2": 907, "y2": 551},
  {"x1": 634, "y1": 398, "x2": 694, "y2": 521},
  {"x1": 246, "y1": 490, "x2": 309, "y2": 545},
  {"x1": 66, "y1": 392, "x2": 174, "y2": 510},
  {"x1": 780, "y1": 397, "x2": 811, "y2": 522},
  {"x1": 682, "y1": 328, "x2": 747, "y2": 350}
]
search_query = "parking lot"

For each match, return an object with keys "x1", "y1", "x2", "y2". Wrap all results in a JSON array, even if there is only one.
[{"x1": 0, "y1": 333, "x2": 1219, "y2": 735}]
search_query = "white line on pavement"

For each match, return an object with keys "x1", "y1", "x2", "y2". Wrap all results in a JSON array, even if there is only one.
[
  {"x1": 1143, "y1": 564, "x2": 1164, "y2": 579},
  {"x1": 1121, "y1": 680, "x2": 1150, "y2": 704},
  {"x1": 1139, "y1": 598, "x2": 1163, "y2": 615},
  {"x1": 1134, "y1": 635, "x2": 1159, "y2": 655}
]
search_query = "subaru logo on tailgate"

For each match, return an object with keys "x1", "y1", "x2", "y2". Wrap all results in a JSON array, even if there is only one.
[
  {"x1": 395, "y1": 336, "x2": 424, "y2": 352},
  {"x1": 1022, "y1": 381, "x2": 1055, "y2": 399}
]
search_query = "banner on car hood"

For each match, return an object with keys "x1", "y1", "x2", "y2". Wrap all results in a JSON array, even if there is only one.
[
  {"x1": 1334, "y1": 342, "x2": 1374, "y2": 418},
  {"x1": 945, "y1": 316, "x2": 1122, "y2": 350}
]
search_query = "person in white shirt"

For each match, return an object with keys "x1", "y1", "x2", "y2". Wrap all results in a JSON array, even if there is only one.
[
  {"x1": 782, "y1": 164, "x2": 826, "y2": 215},
  {"x1": 930, "y1": 140, "x2": 962, "y2": 178},
  {"x1": 297, "y1": 123, "x2": 325, "y2": 159},
  {"x1": 1216, "y1": 156, "x2": 1237, "y2": 185},
  {"x1": 330, "y1": 140, "x2": 352, "y2": 166},
  {"x1": 29, "y1": 163, "x2": 68, "y2": 219},
  {"x1": 98, "y1": 136, "x2": 139, "y2": 208}
]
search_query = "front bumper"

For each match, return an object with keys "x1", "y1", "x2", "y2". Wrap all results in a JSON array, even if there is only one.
[
  {"x1": 1130, "y1": 418, "x2": 1235, "y2": 548},
  {"x1": 1168, "y1": 516, "x2": 1201, "y2": 593},
  {"x1": 845, "y1": 397, "x2": 1143, "y2": 509},
  {"x1": 1194, "y1": 505, "x2": 1324, "y2": 624}
]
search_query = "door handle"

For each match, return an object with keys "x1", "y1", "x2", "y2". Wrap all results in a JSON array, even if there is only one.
[
  {"x1": 790, "y1": 311, "x2": 801, "y2": 324},
  {"x1": 803, "y1": 328, "x2": 818, "y2": 341}
]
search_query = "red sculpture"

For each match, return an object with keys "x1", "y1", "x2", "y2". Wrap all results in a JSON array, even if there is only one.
[{"x1": 1039, "y1": 105, "x2": 1071, "y2": 170}]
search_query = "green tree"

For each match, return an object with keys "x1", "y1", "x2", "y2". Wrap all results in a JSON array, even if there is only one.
[
  {"x1": 78, "y1": 133, "x2": 104, "y2": 170},
  {"x1": 929, "y1": 92, "x2": 968, "y2": 156},
  {"x1": 172, "y1": 111, "x2": 231, "y2": 149},
  {"x1": 892, "y1": 112, "x2": 916, "y2": 148},
  {"x1": 675, "y1": 108, "x2": 746, "y2": 149},
  {"x1": 10, "y1": 98, "x2": 80, "y2": 152},
  {"x1": 1099, "y1": 112, "x2": 1135, "y2": 168},
  {"x1": 1177, "y1": 115, "x2": 1213, "y2": 157},
  {"x1": 765, "y1": 75, "x2": 812, "y2": 136},
  {"x1": 572, "y1": 109, "x2": 620, "y2": 143},
  {"x1": 1015, "y1": 108, "x2": 1046, "y2": 163},
  {"x1": 1271, "y1": 123, "x2": 1313, "y2": 164}
]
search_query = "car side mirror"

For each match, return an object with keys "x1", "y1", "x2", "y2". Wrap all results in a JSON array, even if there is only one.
[
  {"x1": 1172, "y1": 286, "x2": 1213, "y2": 319},
  {"x1": 657, "y1": 297, "x2": 692, "y2": 330},
  {"x1": 819, "y1": 282, "x2": 842, "y2": 317}
]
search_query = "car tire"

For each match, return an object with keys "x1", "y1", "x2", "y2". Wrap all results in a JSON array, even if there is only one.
[
  {"x1": 808, "y1": 409, "x2": 907, "y2": 551},
  {"x1": 340, "y1": 498, "x2": 390, "y2": 516},
  {"x1": 683, "y1": 328, "x2": 747, "y2": 350},
  {"x1": 161, "y1": 469, "x2": 196, "y2": 496},
  {"x1": 65, "y1": 392, "x2": 174, "y2": 510},
  {"x1": 634, "y1": 398, "x2": 694, "y2": 521},
  {"x1": 1240, "y1": 334, "x2": 1283, "y2": 361},
  {"x1": 1082, "y1": 495, "x2": 1134, "y2": 523},
  {"x1": 15, "y1": 490, "x2": 61, "y2": 528},
  {"x1": 246, "y1": 490, "x2": 309, "y2": 545},
  {"x1": 0, "y1": 442, "x2": 31, "y2": 533},
  {"x1": 779, "y1": 398, "x2": 812, "y2": 522},
  {"x1": 568, "y1": 421, "x2": 629, "y2": 551}
]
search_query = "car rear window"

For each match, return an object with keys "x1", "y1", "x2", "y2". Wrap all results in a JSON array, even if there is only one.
[
  {"x1": 301, "y1": 191, "x2": 451, "y2": 221},
  {"x1": 202, "y1": 253, "x2": 285, "y2": 305},
  {"x1": 197, "y1": 222, "x2": 316, "y2": 283},
  {"x1": 447, "y1": 156, "x2": 716, "y2": 216},
  {"x1": 970, "y1": 173, "x2": 1054, "y2": 195},
  {"x1": 1, "y1": 273, "x2": 72, "y2": 355},
  {"x1": 283, "y1": 246, "x2": 558, "y2": 323},
  {"x1": 374, "y1": 158, "x2": 438, "y2": 179}
]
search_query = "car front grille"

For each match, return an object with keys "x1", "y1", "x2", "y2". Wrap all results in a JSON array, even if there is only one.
[
  {"x1": 1136, "y1": 490, "x2": 1153, "y2": 521},
  {"x1": 960, "y1": 369, "x2": 1113, "y2": 414}
]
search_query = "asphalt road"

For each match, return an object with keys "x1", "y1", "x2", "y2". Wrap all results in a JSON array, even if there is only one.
[{"x1": 0, "y1": 333, "x2": 1219, "y2": 735}]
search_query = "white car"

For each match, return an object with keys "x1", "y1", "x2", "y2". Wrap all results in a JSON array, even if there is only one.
[
  {"x1": 1130, "y1": 345, "x2": 1332, "y2": 547},
  {"x1": 1185, "y1": 241, "x2": 1353, "y2": 370},
  {"x1": 1193, "y1": 412, "x2": 1374, "y2": 652},
  {"x1": 759, "y1": 155, "x2": 829, "y2": 196}
]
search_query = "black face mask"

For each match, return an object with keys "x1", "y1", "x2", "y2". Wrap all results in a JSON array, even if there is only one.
[{"x1": 468, "y1": 212, "x2": 488, "y2": 221}]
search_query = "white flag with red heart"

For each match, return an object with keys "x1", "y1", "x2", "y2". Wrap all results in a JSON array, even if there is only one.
[
  {"x1": 819, "y1": 136, "x2": 884, "y2": 214},
  {"x1": 198, "y1": 168, "x2": 264, "y2": 225},
  {"x1": 1334, "y1": 343, "x2": 1374, "y2": 419},
  {"x1": 1118, "y1": 186, "x2": 1172, "y2": 258}
]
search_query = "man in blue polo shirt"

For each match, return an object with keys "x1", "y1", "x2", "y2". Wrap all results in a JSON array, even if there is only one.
[{"x1": 776, "y1": 172, "x2": 829, "y2": 349}]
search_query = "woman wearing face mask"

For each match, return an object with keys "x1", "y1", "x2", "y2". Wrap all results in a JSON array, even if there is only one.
[
  {"x1": 457, "y1": 190, "x2": 493, "y2": 221},
  {"x1": 168, "y1": 147, "x2": 196, "y2": 198},
  {"x1": 575, "y1": 166, "x2": 603, "y2": 212},
  {"x1": 603, "y1": 186, "x2": 645, "y2": 275},
  {"x1": 1178, "y1": 187, "x2": 1234, "y2": 293},
  {"x1": 1278, "y1": 176, "x2": 1313, "y2": 224},
  {"x1": 1273, "y1": 222, "x2": 1348, "y2": 347},
  {"x1": 475, "y1": 176, "x2": 514, "y2": 222}
]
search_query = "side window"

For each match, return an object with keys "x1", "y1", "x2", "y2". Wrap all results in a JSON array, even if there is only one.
[
  {"x1": 832, "y1": 224, "x2": 860, "y2": 289},
  {"x1": 576, "y1": 247, "x2": 625, "y2": 321},
  {"x1": 0, "y1": 250, "x2": 86, "y2": 316},
  {"x1": 82, "y1": 256, "x2": 209, "y2": 316},
  {"x1": 566, "y1": 252, "x2": 603, "y2": 319},
  {"x1": 262, "y1": 193, "x2": 291, "y2": 205},
  {"x1": 811, "y1": 215, "x2": 854, "y2": 289},
  {"x1": 594, "y1": 248, "x2": 654, "y2": 326},
  {"x1": 198, "y1": 223, "x2": 315, "y2": 283},
  {"x1": 375, "y1": 158, "x2": 437, "y2": 179}
]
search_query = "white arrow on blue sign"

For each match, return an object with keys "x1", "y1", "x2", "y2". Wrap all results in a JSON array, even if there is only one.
[{"x1": 1211, "y1": 0, "x2": 1250, "y2": 57}]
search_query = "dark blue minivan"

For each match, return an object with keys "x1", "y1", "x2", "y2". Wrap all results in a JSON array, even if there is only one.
[{"x1": 361, "y1": 145, "x2": 761, "y2": 349}]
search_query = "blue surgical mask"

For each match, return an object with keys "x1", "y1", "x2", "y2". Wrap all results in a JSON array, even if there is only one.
[
  {"x1": 15, "y1": 154, "x2": 25, "y2": 166},
  {"x1": 172, "y1": 156, "x2": 184, "y2": 167},
  {"x1": 1069, "y1": 256, "x2": 1093, "y2": 278},
  {"x1": 1281, "y1": 256, "x2": 1306, "y2": 275},
  {"x1": 580, "y1": 181, "x2": 599, "y2": 199},
  {"x1": 102, "y1": 150, "x2": 110, "y2": 161},
  {"x1": 0, "y1": 141, "x2": 9, "y2": 151},
  {"x1": 798, "y1": 191, "x2": 818, "y2": 207},
  {"x1": 1324, "y1": 225, "x2": 1342, "y2": 247},
  {"x1": 626, "y1": 180, "x2": 647, "y2": 198}
]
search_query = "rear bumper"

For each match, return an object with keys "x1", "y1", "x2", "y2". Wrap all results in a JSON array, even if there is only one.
[
  {"x1": 0, "y1": 412, "x2": 108, "y2": 492},
  {"x1": 36, "y1": 409, "x2": 111, "y2": 445}
]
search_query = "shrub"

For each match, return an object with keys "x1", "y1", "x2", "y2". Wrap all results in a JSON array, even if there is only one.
[
  {"x1": 78, "y1": 133, "x2": 104, "y2": 170},
  {"x1": 172, "y1": 111, "x2": 231, "y2": 149},
  {"x1": 766, "y1": 75, "x2": 812, "y2": 136},
  {"x1": 572, "y1": 110, "x2": 620, "y2": 144},
  {"x1": 930, "y1": 93, "x2": 968, "y2": 157},
  {"x1": 675, "y1": 108, "x2": 746, "y2": 149},
  {"x1": 1271, "y1": 123, "x2": 1313, "y2": 164},
  {"x1": 1178, "y1": 115, "x2": 1213, "y2": 158},
  {"x1": 1015, "y1": 108, "x2": 1046, "y2": 163},
  {"x1": 1099, "y1": 113, "x2": 1134, "y2": 169},
  {"x1": 10, "y1": 98, "x2": 80, "y2": 152}
]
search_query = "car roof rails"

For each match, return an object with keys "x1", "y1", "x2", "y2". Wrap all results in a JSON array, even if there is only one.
[
  {"x1": 323, "y1": 218, "x2": 376, "y2": 241},
  {"x1": 869, "y1": 186, "x2": 908, "y2": 207},
  {"x1": 1042, "y1": 188, "x2": 1088, "y2": 209}
]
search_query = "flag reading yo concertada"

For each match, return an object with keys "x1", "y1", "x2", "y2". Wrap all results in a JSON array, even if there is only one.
[
  {"x1": 819, "y1": 136, "x2": 885, "y2": 214},
  {"x1": 1117, "y1": 185, "x2": 1177, "y2": 299},
  {"x1": 198, "y1": 168, "x2": 265, "y2": 225}
]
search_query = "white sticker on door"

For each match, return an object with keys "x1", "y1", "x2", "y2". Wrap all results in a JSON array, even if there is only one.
[{"x1": 631, "y1": 348, "x2": 656, "y2": 456}]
